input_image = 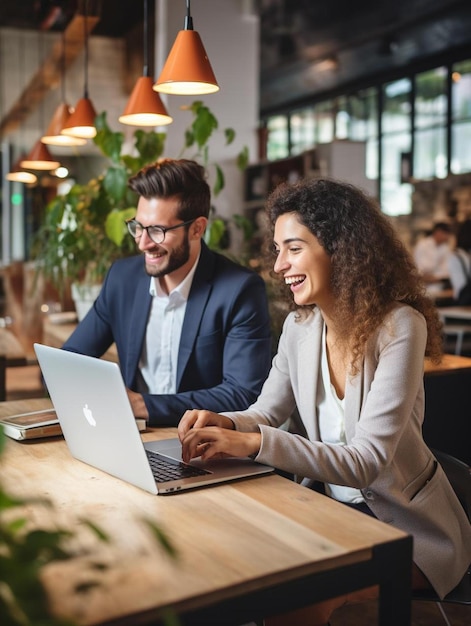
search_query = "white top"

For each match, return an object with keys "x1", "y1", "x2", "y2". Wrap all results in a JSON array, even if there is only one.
[
  {"x1": 413, "y1": 236, "x2": 451, "y2": 280},
  {"x1": 448, "y1": 248, "x2": 471, "y2": 299},
  {"x1": 317, "y1": 327, "x2": 364, "y2": 504},
  {"x1": 138, "y1": 256, "x2": 199, "y2": 394}
]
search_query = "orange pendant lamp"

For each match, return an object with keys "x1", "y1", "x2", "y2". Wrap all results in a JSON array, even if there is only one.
[
  {"x1": 62, "y1": 1, "x2": 97, "y2": 139},
  {"x1": 119, "y1": 0, "x2": 172, "y2": 127},
  {"x1": 153, "y1": 0, "x2": 219, "y2": 96},
  {"x1": 5, "y1": 156, "x2": 38, "y2": 184},
  {"x1": 42, "y1": 32, "x2": 87, "y2": 146},
  {"x1": 20, "y1": 140, "x2": 61, "y2": 171}
]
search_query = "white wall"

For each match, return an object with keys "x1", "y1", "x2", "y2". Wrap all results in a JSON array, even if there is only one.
[
  {"x1": 155, "y1": 0, "x2": 260, "y2": 220},
  {"x1": 1, "y1": 1, "x2": 260, "y2": 221}
]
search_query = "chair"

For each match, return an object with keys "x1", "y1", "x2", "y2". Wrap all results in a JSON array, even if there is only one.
[
  {"x1": 442, "y1": 323, "x2": 471, "y2": 355},
  {"x1": 412, "y1": 449, "x2": 471, "y2": 625}
]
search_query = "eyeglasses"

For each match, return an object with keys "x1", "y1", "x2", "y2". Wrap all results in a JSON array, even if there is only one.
[{"x1": 125, "y1": 218, "x2": 195, "y2": 244}]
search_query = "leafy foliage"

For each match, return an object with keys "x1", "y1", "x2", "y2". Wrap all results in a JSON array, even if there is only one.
[
  {"x1": 0, "y1": 425, "x2": 177, "y2": 626},
  {"x1": 0, "y1": 426, "x2": 109, "y2": 625},
  {"x1": 32, "y1": 102, "x2": 249, "y2": 294},
  {"x1": 179, "y1": 101, "x2": 249, "y2": 196},
  {"x1": 31, "y1": 112, "x2": 164, "y2": 290}
]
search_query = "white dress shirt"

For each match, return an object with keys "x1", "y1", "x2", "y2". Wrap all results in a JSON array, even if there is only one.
[
  {"x1": 138, "y1": 256, "x2": 199, "y2": 394},
  {"x1": 448, "y1": 248, "x2": 471, "y2": 299}
]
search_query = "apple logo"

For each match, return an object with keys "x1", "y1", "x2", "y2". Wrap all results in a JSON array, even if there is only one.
[{"x1": 82, "y1": 404, "x2": 97, "y2": 427}]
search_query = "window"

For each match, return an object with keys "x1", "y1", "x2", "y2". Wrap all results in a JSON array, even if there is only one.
[
  {"x1": 266, "y1": 115, "x2": 289, "y2": 161},
  {"x1": 261, "y1": 56, "x2": 471, "y2": 215},
  {"x1": 346, "y1": 88, "x2": 378, "y2": 183},
  {"x1": 381, "y1": 79, "x2": 412, "y2": 215},
  {"x1": 290, "y1": 107, "x2": 316, "y2": 155},
  {"x1": 414, "y1": 67, "x2": 447, "y2": 179},
  {"x1": 314, "y1": 101, "x2": 335, "y2": 143},
  {"x1": 451, "y1": 59, "x2": 471, "y2": 174}
]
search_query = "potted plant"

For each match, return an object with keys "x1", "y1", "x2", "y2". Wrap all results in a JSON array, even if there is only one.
[{"x1": 32, "y1": 101, "x2": 249, "y2": 319}]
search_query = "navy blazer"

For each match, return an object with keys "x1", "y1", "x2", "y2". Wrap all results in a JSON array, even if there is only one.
[{"x1": 63, "y1": 243, "x2": 272, "y2": 425}]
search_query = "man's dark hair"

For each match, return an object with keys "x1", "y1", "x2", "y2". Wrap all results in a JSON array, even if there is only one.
[
  {"x1": 432, "y1": 222, "x2": 451, "y2": 234},
  {"x1": 128, "y1": 158, "x2": 211, "y2": 221}
]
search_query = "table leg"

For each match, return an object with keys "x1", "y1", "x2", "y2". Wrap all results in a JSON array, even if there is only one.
[{"x1": 376, "y1": 536, "x2": 413, "y2": 625}]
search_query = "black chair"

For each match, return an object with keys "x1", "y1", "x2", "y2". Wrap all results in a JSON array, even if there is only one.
[{"x1": 412, "y1": 449, "x2": 471, "y2": 625}]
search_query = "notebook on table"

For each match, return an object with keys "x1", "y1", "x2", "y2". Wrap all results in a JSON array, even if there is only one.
[{"x1": 33, "y1": 343, "x2": 274, "y2": 495}]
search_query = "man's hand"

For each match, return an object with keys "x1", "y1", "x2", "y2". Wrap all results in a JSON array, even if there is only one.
[{"x1": 126, "y1": 388, "x2": 149, "y2": 420}]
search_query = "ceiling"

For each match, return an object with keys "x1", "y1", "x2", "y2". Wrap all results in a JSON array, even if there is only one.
[
  {"x1": 0, "y1": 0, "x2": 470, "y2": 114},
  {"x1": 257, "y1": 0, "x2": 471, "y2": 112},
  {"x1": 0, "y1": 1, "x2": 150, "y2": 37}
]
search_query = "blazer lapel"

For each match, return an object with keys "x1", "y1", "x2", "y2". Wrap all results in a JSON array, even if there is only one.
[
  {"x1": 297, "y1": 312, "x2": 323, "y2": 442},
  {"x1": 177, "y1": 243, "x2": 215, "y2": 387},
  {"x1": 125, "y1": 271, "x2": 152, "y2": 383}
]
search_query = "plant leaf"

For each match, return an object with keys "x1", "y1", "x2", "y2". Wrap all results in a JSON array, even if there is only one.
[
  {"x1": 105, "y1": 208, "x2": 136, "y2": 246},
  {"x1": 103, "y1": 167, "x2": 129, "y2": 205},
  {"x1": 190, "y1": 102, "x2": 218, "y2": 149},
  {"x1": 236, "y1": 145, "x2": 249, "y2": 170},
  {"x1": 134, "y1": 130, "x2": 167, "y2": 165},
  {"x1": 142, "y1": 519, "x2": 178, "y2": 559},
  {"x1": 224, "y1": 128, "x2": 235, "y2": 145},
  {"x1": 213, "y1": 165, "x2": 225, "y2": 196},
  {"x1": 94, "y1": 112, "x2": 124, "y2": 163},
  {"x1": 204, "y1": 218, "x2": 226, "y2": 249}
]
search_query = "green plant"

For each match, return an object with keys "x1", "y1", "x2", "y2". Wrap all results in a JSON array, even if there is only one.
[
  {"x1": 177, "y1": 100, "x2": 253, "y2": 259},
  {"x1": 32, "y1": 101, "x2": 250, "y2": 297},
  {"x1": 178, "y1": 100, "x2": 248, "y2": 195},
  {"x1": 0, "y1": 426, "x2": 107, "y2": 625},
  {"x1": 31, "y1": 112, "x2": 166, "y2": 292}
]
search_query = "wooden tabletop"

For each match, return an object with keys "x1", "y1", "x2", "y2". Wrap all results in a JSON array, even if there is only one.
[
  {"x1": 42, "y1": 319, "x2": 118, "y2": 362},
  {"x1": 437, "y1": 305, "x2": 471, "y2": 320},
  {"x1": 0, "y1": 398, "x2": 412, "y2": 626},
  {"x1": 424, "y1": 353, "x2": 471, "y2": 375},
  {"x1": 0, "y1": 327, "x2": 27, "y2": 363}
]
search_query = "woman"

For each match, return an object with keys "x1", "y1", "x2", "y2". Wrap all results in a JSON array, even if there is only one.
[
  {"x1": 449, "y1": 218, "x2": 471, "y2": 302},
  {"x1": 178, "y1": 178, "x2": 471, "y2": 625}
]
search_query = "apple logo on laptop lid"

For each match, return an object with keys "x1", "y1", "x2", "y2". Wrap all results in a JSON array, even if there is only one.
[{"x1": 82, "y1": 404, "x2": 97, "y2": 427}]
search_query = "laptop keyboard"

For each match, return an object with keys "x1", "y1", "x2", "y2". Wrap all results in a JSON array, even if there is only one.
[{"x1": 146, "y1": 449, "x2": 210, "y2": 482}]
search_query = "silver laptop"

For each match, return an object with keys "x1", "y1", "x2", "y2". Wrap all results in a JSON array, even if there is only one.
[{"x1": 33, "y1": 343, "x2": 273, "y2": 494}]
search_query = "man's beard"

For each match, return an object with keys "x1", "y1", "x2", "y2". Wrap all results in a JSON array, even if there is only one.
[{"x1": 144, "y1": 234, "x2": 190, "y2": 278}]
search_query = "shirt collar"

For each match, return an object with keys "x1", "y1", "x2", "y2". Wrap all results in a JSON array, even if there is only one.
[{"x1": 148, "y1": 251, "x2": 201, "y2": 300}]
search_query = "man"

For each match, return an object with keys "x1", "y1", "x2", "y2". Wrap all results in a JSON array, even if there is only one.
[
  {"x1": 413, "y1": 222, "x2": 452, "y2": 291},
  {"x1": 63, "y1": 159, "x2": 272, "y2": 426}
]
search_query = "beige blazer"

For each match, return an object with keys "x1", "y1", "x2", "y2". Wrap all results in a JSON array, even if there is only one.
[{"x1": 224, "y1": 304, "x2": 471, "y2": 598}]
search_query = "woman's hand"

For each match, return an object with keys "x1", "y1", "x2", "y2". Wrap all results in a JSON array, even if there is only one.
[
  {"x1": 180, "y1": 426, "x2": 262, "y2": 463},
  {"x1": 177, "y1": 409, "x2": 234, "y2": 441}
]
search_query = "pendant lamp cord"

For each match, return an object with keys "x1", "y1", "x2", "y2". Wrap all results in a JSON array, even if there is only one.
[
  {"x1": 61, "y1": 30, "x2": 66, "y2": 103},
  {"x1": 83, "y1": 0, "x2": 89, "y2": 98},
  {"x1": 184, "y1": 0, "x2": 193, "y2": 30},
  {"x1": 143, "y1": 0, "x2": 149, "y2": 77}
]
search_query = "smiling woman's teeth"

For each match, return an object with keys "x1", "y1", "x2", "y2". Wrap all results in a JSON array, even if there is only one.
[{"x1": 285, "y1": 276, "x2": 305, "y2": 285}]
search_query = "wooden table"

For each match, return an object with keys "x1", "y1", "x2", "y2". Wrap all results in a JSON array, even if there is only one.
[
  {"x1": 435, "y1": 306, "x2": 471, "y2": 355},
  {"x1": 0, "y1": 327, "x2": 28, "y2": 400},
  {"x1": 423, "y1": 353, "x2": 471, "y2": 465},
  {"x1": 424, "y1": 353, "x2": 471, "y2": 375},
  {"x1": 42, "y1": 319, "x2": 118, "y2": 362},
  {"x1": 437, "y1": 305, "x2": 471, "y2": 320},
  {"x1": 0, "y1": 398, "x2": 412, "y2": 626}
]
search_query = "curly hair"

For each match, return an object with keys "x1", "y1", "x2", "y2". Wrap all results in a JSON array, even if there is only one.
[{"x1": 266, "y1": 177, "x2": 443, "y2": 373}]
